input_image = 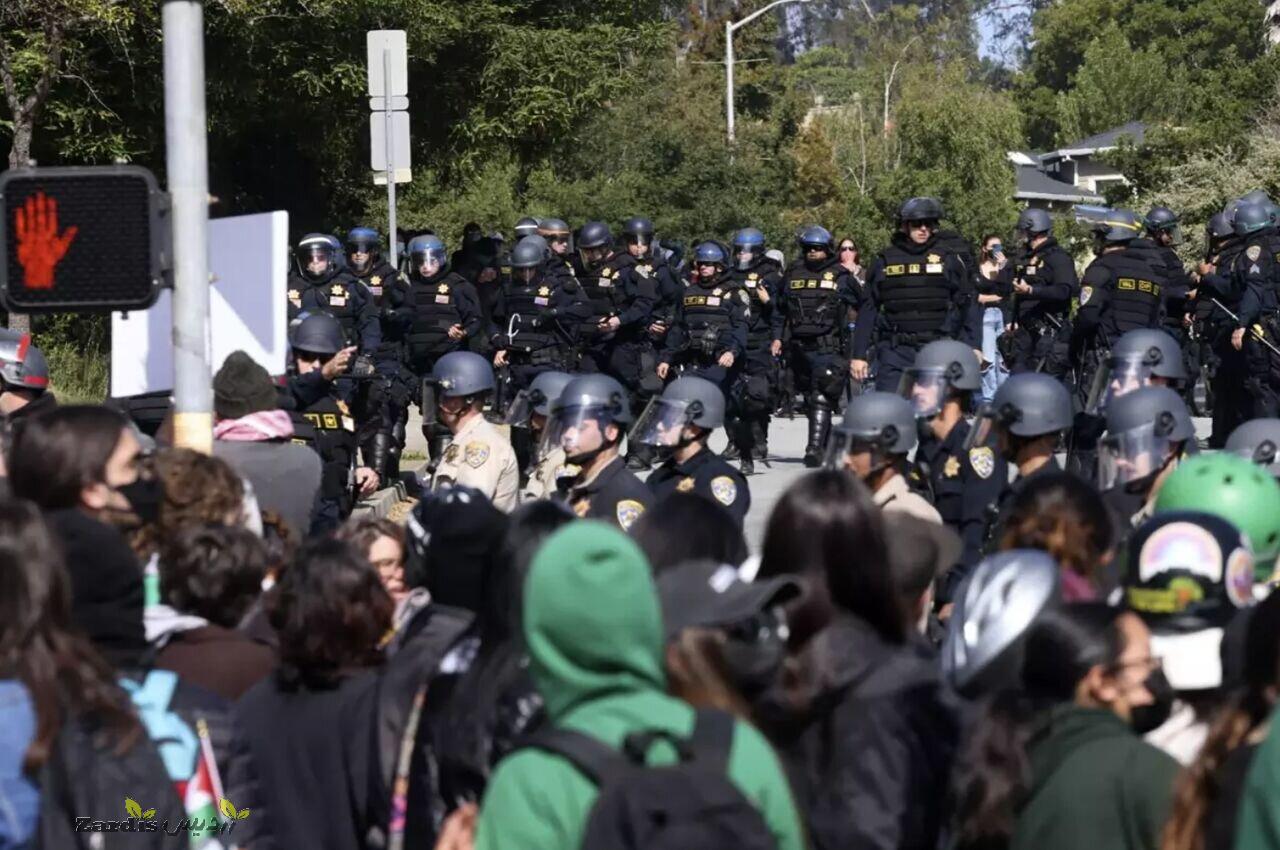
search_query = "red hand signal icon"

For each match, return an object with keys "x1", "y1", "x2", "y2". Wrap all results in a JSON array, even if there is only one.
[{"x1": 14, "y1": 191, "x2": 78, "y2": 289}]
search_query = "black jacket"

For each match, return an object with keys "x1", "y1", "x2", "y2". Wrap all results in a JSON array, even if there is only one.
[{"x1": 779, "y1": 615, "x2": 959, "y2": 850}]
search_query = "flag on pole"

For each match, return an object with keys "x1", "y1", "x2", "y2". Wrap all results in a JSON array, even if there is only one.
[{"x1": 187, "y1": 717, "x2": 227, "y2": 849}]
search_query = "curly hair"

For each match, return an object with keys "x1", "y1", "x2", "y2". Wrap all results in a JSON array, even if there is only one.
[
  {"x1": 998, "y1": 471, "x2": 1115, "y2": 586},
  {"x1": 159, "y1": 524, "x2": 268, "y2": 628},
  {"x1": 132, "y1": 448, "x2": 246, "y2": 559}
]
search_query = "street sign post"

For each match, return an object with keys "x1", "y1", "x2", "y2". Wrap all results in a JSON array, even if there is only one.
[{"x1": 367, "y1": 30, "x2": 410, "y2": 267}]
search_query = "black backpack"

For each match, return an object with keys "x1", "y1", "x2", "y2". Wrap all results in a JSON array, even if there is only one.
[{"x1": 524, "y1": 708, "x2": 778, "y2": 850}]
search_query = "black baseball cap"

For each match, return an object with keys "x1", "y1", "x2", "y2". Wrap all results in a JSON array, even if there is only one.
[{"x1": 657, "y1": 560, "x2": 802, "y2": 640}]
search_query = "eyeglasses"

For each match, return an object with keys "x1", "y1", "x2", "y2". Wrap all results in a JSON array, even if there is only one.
[{"x1": 839, "y1": 245, "x2": 856, "y2": 253}]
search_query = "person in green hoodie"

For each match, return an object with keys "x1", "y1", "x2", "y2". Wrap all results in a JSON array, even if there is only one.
[
  {"x1": 950, "y1": 602, "x2": 1179, "y2": 850},
  {"x1": 473, "y1": 521, "x2": 805, "y2": 850}
]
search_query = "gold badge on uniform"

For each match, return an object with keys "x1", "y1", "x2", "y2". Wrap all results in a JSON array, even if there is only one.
[
  {"x1": 969, "y1": 447, "x2": 995, "y2": 479},
  {"x1": 676, "y1": 477, "x2": 695, "y2": 493},
  {"x1": 710, "y1": 476, "x2": 738, "y2": 506},
  {"x1": 438, "y1": 283, "x2": 449, "y2": 294},
  {"x1": 331, "y1": 283, "x2": 345, "y2": 295},
  {"x1": 288, "y1": 288, "x2": 301, "y2": 306},
  {"x1": 943, "y1": 456, "x2": 961, "y2": 478},
  {"x1": 538, "y1": 286, "x2": 551, "y2": 297},
  {"x1": 927, "y1": 254, "x2": 941, "y2": 264},
  {"x1": 616, "y1": 499, "x2": 645, "y2": 531},
  {"x1": 822, "y1": 271, "x2": 834, "y2": 280},
  {"x1": 464, "y1": 441, "x2": 490, "y2": 469},
  {"x1": 371, "y1": 275, "x2": 382, "y2": 287},
  {"x1": 572, "y1": 499, "x2": 591, "y2": 518},
  {"x1": 336, "y1": 399, "x2": 351, "y2": 416}
]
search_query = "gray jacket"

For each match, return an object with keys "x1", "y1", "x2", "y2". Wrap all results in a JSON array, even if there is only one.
[{"x1": 213, "y1": 439, "x2": 321, "y2": 538}]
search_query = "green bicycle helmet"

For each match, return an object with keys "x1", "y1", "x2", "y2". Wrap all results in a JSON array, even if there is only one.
[{"x1": 1155, "y1": 453, "x2": 1280, "y2": 579}]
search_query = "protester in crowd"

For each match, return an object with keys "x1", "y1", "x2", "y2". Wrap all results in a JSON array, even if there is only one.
[
  {"x1": 153, "y1": 524, "x2": 276, "y2": 701},
  {"x1": 758, "y1": 470, "x2": 958, "y2": 850},
  {"x1": 336, "y1": 515, "x2": 412, "y2": 626},
  {"x1": 883, "y1": 512, "x2": 961, "y2": 640},
  {"x1": 228, "y1": 537, "x2": 394, "y2": 850},
  {"x1": 0, "y1": 498, "x2": 181, "y2": 848},
  {"x1": 631, "y1": 492, "x2": 749, "y2": 574},
  {"x1": 999, "y1": 470, "x2": 1118, "y2": 600},
  {"x1": 837, "y1": 237, "x2": 864, "y2": 284},
  {"x1": 950, "y1": 602, "x2": 1178, "y2": 850},
  {"x1": 473, "y1": 521, "x2": 806, "y2": 850},
  {"x1": 211, "y1": 349, "x2": 322, "y2": 539},
  {"x1": 977, "y1": 232, "x2": 1008, "y2": 401},
  {"x1": 656, "y1": 559, "x2": 801, "y2": 719},
  {"x1": 1234, "y1": 696, "x2": 1280, "y2": 848},
  {"x1": 1162, "y1": 589, "x2": 1280, "y2": 850}
]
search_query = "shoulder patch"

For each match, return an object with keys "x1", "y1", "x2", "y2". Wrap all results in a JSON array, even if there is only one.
[
  {"x1": 969, "y1": 447, "x2": 995, "y2": 479},
  {"x1": 1248, "y1": 245, "x2": 1262, "y2": 261},
  {"x1": 464, "y1": 441, "x2": 490, "y2": 468},
  {"x1": 1078, "y1": 285, "x2": 1092, "y2": 305},
  {"x1": 710, "y1": 475, "x2": 738, "y2": 506},
  {"x1": 616, "y1": 499, "x2": 645, "y2": 531}
]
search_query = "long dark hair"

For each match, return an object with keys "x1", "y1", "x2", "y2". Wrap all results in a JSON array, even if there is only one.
[
  {"x1": 0, "y1": 499, "x2": 141, "y2": 771},
  {"x1": 951, "y1": 603, "x2": 1125, "y2": 849},
  {"x1": 9, "y1": 405, "x2": 131, "y2": 510},
  {"x1": 1162, "y1": 591, "x2": 1280, "y2": 850},
  {"x1": 632, "y1": 493, "x2": 749, "y2": 574},
  {"x1": 999, "y1": 472, "x2": 1116, "y2": 587},
  {"x1": 758, "y1": 471, "x2": 901, "y2": 645},
  {"x1": 268, "y1": 537, "x2": 393, "y2": 690}
]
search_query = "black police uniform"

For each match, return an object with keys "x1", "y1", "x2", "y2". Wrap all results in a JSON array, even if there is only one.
[
  {"x1": 491, "y1": 267, "x2": 590, "y2": 392},
  {"x1": 1199, "y1": 236, "x2": 1246, "y2": 445},
  {"x1": 559, "y1": 455, "x2": 653, "y2": 532},
  {"x1": 287, "y1": 268, "x2": 381, "y2": 354},
  {"x1": 853, "y1": 232, "x2": 980, "y2": 392},
  {"x1": 635, "y1": 253, "x2": 683, "y2": 399},
  {"x1": 576, "y1": 252, "x2": 657, "y2": 399},
  {"x1": 1234, "y1": 234, "x2": 1280, "y2": 418},
  {"x1": 406, "y1": 269, "x2": 484, "y2": 388},
  {"x1": 647, "y1": 446, "x2": 751, "y2": 525},
  {"x1": 726, "y1": 259, "x2": 784, "y2": 461},
  {"x1": 915, "y1": 418, "x2": 1007, "y2": 589},
  {"x1": 281, "y1": 373, "x2": 359, "y2": 535},
  {"x1": 1071, "y1": 245, "x2": 1167, "y2": 400},
  {"x1": 771, "y1": 256, "x2": 858, "y2": 411},
  {"x1": 350, "y1": 259, "x2": 417, "y2": 477},
  {"x1": 1144, "y1": 241, "x2": 1197, "y2": 400},
  {"x1": 660, "y1": 271, "x2": 747, "y2": 395},
  {"x1": 1004, "y1": 237, "x2": 1078, "y2": 378}
]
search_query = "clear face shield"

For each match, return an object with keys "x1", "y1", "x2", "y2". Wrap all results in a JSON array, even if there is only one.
[
  {"x1": 411, "y1": 246, "x2": 447, "y2": 279},
  {"x1": 629, "y1": 397, "x2": 699, "y2": 450},
  {"x1": 580, "y1": 244, "x2": 611, "y2": 271},
  {"x1": 300, "y1": 245, "x2": 335, "y2": 280},
  {"x1": 1155, "y1": 224, "x2": 1184, "y2": 246},
  {"x1": 503, "y1": 386, "x2": 551, "y2": 429},
  {"x1": 541, "y1": 404, "x2": 618, "y2": 465},
  {"x1": 1086, "y1": 354, "x2": 1154, "y2": 415},
  {"x1": 546, "y1": 234, "x2": 571, "y2": 256},
  {"x1": 625, "y1": 233, "x2": 651, "y2": 258},
  {"x1": 734, "y1": 245, "x2": 756, "y2": 271},
  {"x1": 1098, "y1": 423, "x2": 1175, "y2": 492},
  {"x1": 512, "y1": 265, "x2": 539, "y2": 285},
  {"x1": 821, "y1": 431, "x2": 891, "y2": 478},
  {"x1": 898, "y1": 367, "x2": 951, "y2": 420},
  {"x1": 346, "y1": 239, "x2": 377, "y2": 274}
]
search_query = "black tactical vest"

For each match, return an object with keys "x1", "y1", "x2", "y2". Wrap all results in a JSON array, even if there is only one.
[
  {"x1": 1091, "y1": 249, "x2": 1165, "y2": 338},
  {"x1": 408, "y1": 271, "x2": 465, "y2": 357},
  {"x1": 291, "y1": 395, "x2": 357, "y2": 508},
  {"x1": 877, "y1": 243, "x2": 953, "y2": 337},
  {"x1": 289, "y1": 271, "x2": 363, "y2": 343},
  {"x1": 783, "y1": 260, "x2": 844, "y2": 338},
  {"x1": 578, "y1": 254, "x2": 633, "y2": 332},
  {"x1": 681, "y1": 279, "x2": 735, "y2": 357},
  {"x1": 729, "y1": 265, "x2": 777, "y2": 351},
  {"x1": 502, "y1": 277, "x2": 559, "y2": 352}
]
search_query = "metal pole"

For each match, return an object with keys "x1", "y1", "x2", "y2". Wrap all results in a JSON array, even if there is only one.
[
  {"x1": 725, "y1": 20, "x2": 735, "y2": 145},
  {"x1": 383, "y1": 48, "x2": 397, "y2": 268},
  {"x1": 163, "y1": 0, "x2": 212, "y2": 453}
]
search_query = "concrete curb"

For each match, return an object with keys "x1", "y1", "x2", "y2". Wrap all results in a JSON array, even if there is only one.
[{"x1": 352, "y1": 479, "x2": 408, "y2": 519}]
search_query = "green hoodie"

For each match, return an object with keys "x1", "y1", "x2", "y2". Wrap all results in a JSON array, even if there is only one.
[{"x1": 475, "y1": 521, "x2": 805, "y2": 850}]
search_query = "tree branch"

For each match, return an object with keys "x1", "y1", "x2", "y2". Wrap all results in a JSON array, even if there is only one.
[{"x1": 0, "y1": 34, "x2": 23, "y2": 117}]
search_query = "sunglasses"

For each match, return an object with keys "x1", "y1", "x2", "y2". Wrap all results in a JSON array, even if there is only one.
[
  {"x1": 905, "y1": 219, "x2": 933, "y2": 229},
  {"x1": 839, "y1": 245, "x2": 856, "y2": 253}
]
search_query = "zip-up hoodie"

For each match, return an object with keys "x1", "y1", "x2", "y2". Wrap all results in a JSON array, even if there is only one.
[{"x1": 475, "y1": 521, "x2": 805, "y2": 850}]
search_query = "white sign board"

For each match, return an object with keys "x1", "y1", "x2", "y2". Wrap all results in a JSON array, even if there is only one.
[
  {"x1": 110, "y1": 211, "x2": 289, "y2": 397},
  {"x1": 370, "y1": 111, "x2": 412, "y2": 173},
  {"x1": 367, "y1": 30, "x2": 408, "y2": 98}
]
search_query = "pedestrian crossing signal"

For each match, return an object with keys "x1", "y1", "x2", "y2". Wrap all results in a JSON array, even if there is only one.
[{"x1": 0, "y1": 165, "x2": 168, "y2": 312}]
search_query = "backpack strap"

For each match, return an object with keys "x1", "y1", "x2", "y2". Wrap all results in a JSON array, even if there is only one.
[
  {"x1": 522, "y1": 728, "x2": 630, "y2": 787},
  {"x1": 688, "y1": 708, "x2": 736, "y2": 772}
]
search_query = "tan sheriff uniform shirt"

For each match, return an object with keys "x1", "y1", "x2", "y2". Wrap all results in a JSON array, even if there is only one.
[
  {"x1": 432, "y1": 414, "x2": 520, "y2": 511},
  {"x1": 874, "y1": 474, "x2": 943, "y2": 524},
  {"x1": 521, "y1": 445, "x2": 578, "y2": 503}
]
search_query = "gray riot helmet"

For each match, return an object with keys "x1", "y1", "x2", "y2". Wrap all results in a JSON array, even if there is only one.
[
  {"x1": 898, "y1": 197, "x2": 944, "y2": 223},
  {"x1": 297, "y1": 233, "x2": 340, "y2": 280},
  {"x1": 631, "y1": 376, "x2": 726, "y2": 450},
  {"x1": 514, "y1": 217, "x2": 541, "y2": 240},
  {"x1": 505, "y1": 370, "x2": 574, "y2": 429},
  {"x1": 967, "y1": 372, "x2": 1072, "y2": 451},
  {"x1": 1144, "y1": 206, "x2": 1182, "y2": 243},
  {"x1": 578, "y1": 221, "x2": 614, "y2": 271},
  {"x1": 544, "y1": 373, "x2": 632, "y2": 465},
  {"x1": 0, "y1": 332, "x2": 47, "y2": 392},
  {"x1": 900, "y1": 339, "x2": 981, "y2": 420},
  {"x1": 1241, "y1": 189, "x2": 1273, "y2": 208},
  {"x1": 1099, "y1": 385, "x2": 1194, "y2": 492},
  {"x1": 538, "y1": 218, "x2": 573, "y2": 255},
  {"x1": 732, "y1": 227, "x2": 767, "y2": 271},
  {"x1": 288, "y1": 311, "x2": 345, "y2": 357},
  {"x1": 430, "y1": 351, "x2": 496, "y2": 399},
  {"x1": 824, "y1": 391, "x2": 917, "y2": 474},
  {"x1": 510, "y1": 236, "x2": 547, "y2": 270},
  {"x1": 1091, "y1": 209, "x2": 1143, "y2": 244},
  {"x1": 1086, "y1": 327, "x2": 1188, "y2": 415},
  {"x1": 942, "y1": 549, "x2": 1060, "y2": 697},
  {"x1": 621, "y1": 217, "x2": 655, "y2": 249},
  {"x1": 1234, "y1": 202, "x2": 1271, "y2": 237},
  {"x1": 1226, "y1": 418, "x2": 1280, "y2": 477},
  {"x1": 1207, "y1": 213, "x2": 1234, "y2": 240},
  {"x1": 1016, "y1": 208, "x2": 1053, "y2": 239}
]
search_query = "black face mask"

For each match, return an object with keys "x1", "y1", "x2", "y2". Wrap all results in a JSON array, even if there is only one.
[
  {"x1": 1129, "y1": 667, "x2": 1175, "y2": 735},
  {"x1": 719, "y1": 609, "x2": 789, "y2": 698},
  {"x1": 116, "y1": 477, "x2": 163, "y2": 526}
]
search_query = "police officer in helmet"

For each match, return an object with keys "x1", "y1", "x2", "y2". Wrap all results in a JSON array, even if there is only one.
[
  {"x1": 1141, "y1": 207, "x2": 1197, "y2": 401},
  {"x1": 508, "y1": 370, "x2": 577, "y2": 502},
  {"x1": 1228, "y1": 201, "x2": 1280, "y2": 419},
  {"x1": 537, "y1": 217, "x2": 578, "y2": 284},
  {"x1": 657, "y1": 241, "x2": 746, "y2": 394},
  {"x1": 0, "y1": 337, "x2": 54, "y2": 422},
  {"x1": 725, "y1": 227, "x2": 783, "y2": 474},
  {"x1": 623, "y1": 216, "x2": 683, "y2": 458},
  {"x1": 1098, "y1": 384, "x2": 1195, "y2": 529},
  {"x1": 1226, "y1": 417, "x2": 1280, "y2": 479},
  {"x1": 637, "y1": 376, "x2": 750, "y2": 525},
  {"x1": 287, "y1": 233, "x2": 380, "y2": 367},
  {"x1": 851, "y1": 197, "x2": 981, "y2": 394},
  {"x1": 826, "y1": 391, "x2": 941, "y2": 522},
  {"x1": 1004, "y1": 208, "x2": 1077, "y2": 377},
  {"x1": 544, "y1": 373, "x2": 652, "y2": 530},
  {"x1": 770, "y1": 225, "x2": 859, "y2": 467},
  {"x1": 513, "y1": 216, "x2": 541, "y2": 241},
  {"x1": 1195, "y1": 211, "x2": 1245, "y2": 444}
]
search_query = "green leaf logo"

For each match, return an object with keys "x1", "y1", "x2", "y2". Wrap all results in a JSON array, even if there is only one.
[
  {"x1": 142, "y1": 808, "x2": 156, "y2": 819},
  {"x1": 237, "y1": 808, "x2": 251, "y2": 820},
  {"x1": 125, "y1": 798, "x2": 142, "y2": 819},
  {"x1": 219, "y1": 798, "x2": 238, "y2": 820}
]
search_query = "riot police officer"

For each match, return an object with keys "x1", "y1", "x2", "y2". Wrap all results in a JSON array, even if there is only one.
[
  {"x1": 404, "y1": 234, "x2": 485, "y2": 463},
  {"x1": 425, "y1": 351, "x2": 519, "y2": 511},
  {"x1": 1070, "y1": 209, "x2": 1167, "y2": 408},
  {"x1": 492, "y1": 237, "x2": 588, "y2": 384},
  {"x1": 1195, "y1": 212, "x2": 1245, "y2": 444},
  {"x1": 623, "y1": 216, "x2": 683, "y2": 449},
  {"x1": 851, "y1": 197, "x2": 980, "y2": 394},
  {"x1": 574, "y1": 221, "x2": 657, "y2": 402},
  {"x1": 725, "y1": 227, "x2": 783, "y2": 474},
  {"x1": 1098, "y1": 384, "x2": 1195, "y2": 528},
  {"x1": 287, "y1": 233, "x2": 380, "y2": 357},
  {"x1": 1004, "y1": 208, "x2": 1077, "y2": 377},
  {"x1": 770, "y1": 225, "x2": 859, "y2": 467},
  {"x1": 544, "y1": 373, "x2": 652, "y2": 530},
  {"x1": 657, "y1": 241, "x2": 746, "y2": 395},
  {"x1": 282, "y1": 312, "x2": 379, "y2": 533},
  {"x1": 537, "y1": 217, "x2": 578, "y2": 284},
  {"x1": 825, "y1": 391, "x2": 941, "y2": 522},
  {"x1": 513, "y1": 216, "x2": 541, "y2": 241},
  {"x1": 1142, "y1": 208, "x2": 1196, "y2": 397},
  {"x1": 1226, "y1": 418, "x2": 1280, "y2": 478},
  {"x1": 1229, "y1": 201, "x2": 1280, "y2": 419},
  {"x1": 905, "y1": 339, "x2": 1007, "y2": 575},
  {"x1": 638, "y1": 376, "x2": 750, "y2": 525},
  {"x1": 506, "y1": 370, "x2": 576, "y2": 502}
]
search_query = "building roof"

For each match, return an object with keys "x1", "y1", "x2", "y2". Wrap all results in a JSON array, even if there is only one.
[
  {"x1": 1013, "y1": 166, "x2": 1104, "y2": 203},
  {"x1": 1042, "y1": 121, "x2": 1147, "y2": 160}
]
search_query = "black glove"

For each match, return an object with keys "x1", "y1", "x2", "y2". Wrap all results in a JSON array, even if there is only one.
[{"x1": 351, "y1": 354, "x2": 377, "y2": 379}]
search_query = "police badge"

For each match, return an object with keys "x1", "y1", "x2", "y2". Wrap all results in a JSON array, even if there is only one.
[
  {"x1": 968, "y1": 447, "x2": 995, "y2": 479},
  {"x1": 710, "y1": 476, "x2": 738, "y2": 506},
  {"x1": 616, "y1": 499, "x2": 645, "y2": 530},
  {"x1": 464, "y1": 442, "x2": 490, "y2": 468}
]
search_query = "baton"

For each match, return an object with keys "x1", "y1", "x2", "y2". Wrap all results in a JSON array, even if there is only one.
[{"x1": 1210, "y1": 297, "x2": 1280, "y2": 357}]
